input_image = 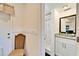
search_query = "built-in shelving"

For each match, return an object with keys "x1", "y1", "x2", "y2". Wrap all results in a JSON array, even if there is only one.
[{"x1": 0, "y1": 3, "x2": 14, "y2": 15}]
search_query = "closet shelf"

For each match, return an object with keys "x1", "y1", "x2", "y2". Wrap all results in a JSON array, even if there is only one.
[{"x1": 0, "y1": 3, "x2": 14, "y2": 15}]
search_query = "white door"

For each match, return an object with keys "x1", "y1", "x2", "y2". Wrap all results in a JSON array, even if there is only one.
[{"x1": 0, "y1": 14, "x2": 13, "y2": 56}]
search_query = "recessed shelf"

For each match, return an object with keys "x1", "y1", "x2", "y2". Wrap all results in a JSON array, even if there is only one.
[{"x1": 0, "y1": 3, "x2": 14, "y2": 15}]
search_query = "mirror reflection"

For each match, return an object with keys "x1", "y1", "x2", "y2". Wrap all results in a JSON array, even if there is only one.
[{"x1": 59, "y1": 15, "x2": 76, "y2": 34}]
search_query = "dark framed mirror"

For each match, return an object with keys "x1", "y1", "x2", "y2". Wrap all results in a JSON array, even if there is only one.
[{"x1": 59, "y1": 14, "x2": 76, "y2": 34}]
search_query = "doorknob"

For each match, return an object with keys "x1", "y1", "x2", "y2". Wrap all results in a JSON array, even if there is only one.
[
  {"x1": 8, "y1": 33, "x2": 10, "y2": 38},
  {"x1": 8, "y1": 37, "x2": 10, "y2": 38},
  {"x1": 8, "y1": 33, "x2": 10, "y2": 35}
]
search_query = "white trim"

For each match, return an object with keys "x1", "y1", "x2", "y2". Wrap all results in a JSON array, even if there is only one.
[{"x1": 40, "y1": 4, "x2": 45, "y2": 56}]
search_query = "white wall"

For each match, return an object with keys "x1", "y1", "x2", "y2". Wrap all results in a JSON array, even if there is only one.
[
  {"x1": 24, "y1": 4, "x2": 42, "y2": 56},
  {"x1": 11, "y1": 4, "x2": 25, "y2": 33}
]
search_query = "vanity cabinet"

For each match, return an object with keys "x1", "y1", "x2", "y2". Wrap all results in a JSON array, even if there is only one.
[{"x1": 55, "y1": 36, "x2": 77, "y2": 56}]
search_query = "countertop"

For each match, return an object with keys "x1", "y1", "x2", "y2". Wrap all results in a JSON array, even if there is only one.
[{"x1": 55, "y1": 33, "x2": 76, "y2": 40}]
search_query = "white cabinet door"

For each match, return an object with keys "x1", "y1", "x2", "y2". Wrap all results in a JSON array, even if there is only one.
[
  {"x1": 63, "y1": 39, "x2": 77, "y2": 56},
  {"x1": 55, "y1": 37, "x2": 76, "y2": 56},
  {"x1": 55, "y1": 37, "x2": 64, "y2": 56}
]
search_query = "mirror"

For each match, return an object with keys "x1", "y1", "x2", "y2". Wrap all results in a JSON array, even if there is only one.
[{"x1": 59, "y1": 15, "x2": 76, "y2": 34}]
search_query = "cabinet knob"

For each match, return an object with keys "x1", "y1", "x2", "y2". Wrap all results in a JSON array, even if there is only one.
[{"x1": 8, "y1": 37, "x2": 10, "y2": 38}]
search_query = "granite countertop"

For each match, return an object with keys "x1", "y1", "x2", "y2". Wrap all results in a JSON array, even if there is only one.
[{"x1": 55, "y1": 33, "x2": 76, "y2": 40}]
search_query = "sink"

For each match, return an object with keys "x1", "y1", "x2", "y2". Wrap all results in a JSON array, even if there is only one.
[
  {"x1": 58, "y1": 33, "x2": 75, "y2": 37},
  {"x1": 55, "y1": 33, "x2": 76, "y2": 40}
]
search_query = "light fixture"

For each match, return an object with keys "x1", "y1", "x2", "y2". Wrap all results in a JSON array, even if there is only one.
[{"x1": 63, "y1": 5, "x2": 71, "y2": 11}]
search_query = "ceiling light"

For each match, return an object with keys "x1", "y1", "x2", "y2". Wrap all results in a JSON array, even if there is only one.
[{"x1": 63, "y1": 5, "x2": 71, "y2": 11}]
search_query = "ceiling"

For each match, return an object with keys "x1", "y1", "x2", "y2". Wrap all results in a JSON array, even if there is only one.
[
  {"x1": 46, "y1": 3, "x2": 76, "y2": 8},
  {"x1": 45, "y1": 3, "x2": 76, "y2": 13},
  {"x1": 46, "y1": 3, "x2": 65, "y2": 9}
]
